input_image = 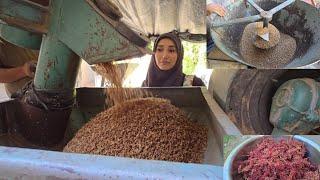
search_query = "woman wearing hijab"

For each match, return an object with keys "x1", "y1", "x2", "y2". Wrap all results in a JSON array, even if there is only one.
[{"x1": 142, "y1": 32, "x2": 204, "y2": 87}]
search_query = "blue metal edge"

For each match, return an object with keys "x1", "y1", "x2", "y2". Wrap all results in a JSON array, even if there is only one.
[{"x1": 0, "y1": 146, "x2": 222, "y2": 179}]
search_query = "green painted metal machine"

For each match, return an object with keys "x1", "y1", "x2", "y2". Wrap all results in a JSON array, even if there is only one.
[
  {"x1": 270, "y1": 78, "x2": 320, "y2": 135},
  {"x1": 0, "y1": 0, "x2": 149, "y2": 146}
]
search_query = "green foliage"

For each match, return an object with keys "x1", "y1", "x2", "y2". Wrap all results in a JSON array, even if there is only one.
[
  {"x1": 182, "y1": 41, "x2": 204, "y2": 75},
  {"x1": 147, "y1": 41, "x2": 154, "y2": 50}
]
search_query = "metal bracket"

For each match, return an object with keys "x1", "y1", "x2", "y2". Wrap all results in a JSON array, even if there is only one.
[{"x1": 211, "y1": 0, "x2": 296, "y2": 28}]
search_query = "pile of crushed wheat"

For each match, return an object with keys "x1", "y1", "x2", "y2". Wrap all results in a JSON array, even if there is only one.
[
  {"x1": 240, "y1": 22, "x2": 297, "y2": 68},
  {"x1": 63, "y1": 97, "x2": 207, "y2": 163}
]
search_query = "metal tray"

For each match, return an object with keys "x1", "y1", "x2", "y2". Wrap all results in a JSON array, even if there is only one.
[{"x1": 0, "y1": 87, "x2": 241, "y2": 179}]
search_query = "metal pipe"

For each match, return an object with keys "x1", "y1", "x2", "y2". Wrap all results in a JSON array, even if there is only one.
[
  {"x1": 34, "y1": 34, "x2": 80, "y2": 91},
  {"x1": 211, "y1": 14, "x2": 262, "y2": 28},
  {"x1": 247, "y1": 0, "x2": 264, "y2": 12},
  {"x1": 269, "y1": 0, "x2": 296, "y2": 15}
]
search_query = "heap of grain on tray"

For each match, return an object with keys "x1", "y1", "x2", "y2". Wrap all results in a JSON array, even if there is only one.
[
  {"x1": 240, "y1": 22, "x2": 296, "y2": 68},
  {"x1": 64, "y1": 98, "x2": 208, "y2": 163},
  {"x1": 238, "y1": 138, "x2": 320, "y2": 180}
]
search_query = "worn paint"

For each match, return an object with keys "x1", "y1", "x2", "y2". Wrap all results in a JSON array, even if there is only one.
[
  {"x1": 0, "y1": 24, "x2": 42, "y2": 49},
  {"x1": 0, "y1": 14, "x2": 47, "y2": 34},
  {"x1": 34, "y1": 32, "x2": 80, "y2": 90},
  {"x1": 55, "y1": 0, "x2": 148, "y2": 64},
  {"x1": 270, "y1": 78, "x2": 320, "y2": 134},
  {"x1": 0, "y1": 0, "x2": 49, "y2": 34}
]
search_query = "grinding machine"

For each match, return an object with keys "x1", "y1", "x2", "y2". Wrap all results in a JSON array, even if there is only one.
[
  {"x1": 0, "y1": 0, "x2": 241, "y2": 178},
  {"x1": 208, "y1": 0, "x2": 320, "y2": 68},
  {"x1": 0, "y1": 0, "x2": 150, "y2": 146},
  {"x1": 209, "y1": 69, "x2": 320, "y2": 135}
]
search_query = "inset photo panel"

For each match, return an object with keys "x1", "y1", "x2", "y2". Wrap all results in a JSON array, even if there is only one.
[
  {"x1": 209, "y1": 69, "x2": 320, "y2": 135},
  {"x1": 207, "y1": 0, "x2": 320, "y2": 69},
  {"x1": 223, "y1": 135, "x2": 320, "y2": 179},
  {"x1": 0, "y1": 0, "x2": 227, "y2": 179}
]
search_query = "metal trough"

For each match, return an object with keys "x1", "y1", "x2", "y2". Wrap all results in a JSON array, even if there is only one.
[{"x1": 0, "y1": 87, "x2": 241, "y2": 179}]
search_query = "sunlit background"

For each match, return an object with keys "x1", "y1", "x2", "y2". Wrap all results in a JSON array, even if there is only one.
[{"x1": 75, "y1": 41, "x2": 211, "y2": 88}]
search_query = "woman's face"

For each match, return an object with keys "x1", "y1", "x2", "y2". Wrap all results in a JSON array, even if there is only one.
[{"x1": 155, "y1": 38, "x2": 178, "y2": 71}]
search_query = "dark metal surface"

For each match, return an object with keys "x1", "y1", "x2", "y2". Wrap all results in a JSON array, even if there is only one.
[
  {"x1": 95, "y1": 0, "x2": 122, "y2": 21},
  {"x1": 0, "y1": 100, "x2": 14, "y2": 135},
  {"x1": 14, "y1": 101, "x2": 71, "y2": 146},
  {"x1": 8, "y1": 81, "x2": 76, "y2": 147}
]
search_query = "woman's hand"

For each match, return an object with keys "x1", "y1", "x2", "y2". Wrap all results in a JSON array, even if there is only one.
[
  {"x1": 207, "y1": 3, "x2": 226, "y2": 17},
  {"x1": 0, "y1": 61, "x2": 37, "y2": 83},
  {"x1": 22, "y1": 61, "x2": 37, "y2": 78}
]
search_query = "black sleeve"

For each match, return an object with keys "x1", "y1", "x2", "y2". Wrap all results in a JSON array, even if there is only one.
[
  {"x1": 192, "y1": 76, "x2": 205, "y2": 86},
  {"x1": 0, "y1": 59, "x2": 4, "y2": 68},
  {"x1": 141, "y1": 80, "x2": 147, "y2": 87}
]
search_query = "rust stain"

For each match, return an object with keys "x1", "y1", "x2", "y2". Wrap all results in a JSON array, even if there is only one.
[
  {"x1": 82, "y1": 43, "x2": 103, "y2": 60},
  {"x1": 95, "y1": 18, "x2": 101, "y2": 26},
  {"x1": 100, "y1": 27, "x2": 107, "y2": 38},
  {"x1": 46, "y1": 60, "x2": 53, "y2": 69},
  {"x1": 115, "y1": 39, "x2": 129, "y2": 51},
  {"x1": 44, "y1": 71, "x2": 50, "y2": 81},
  {"x1": 95, "y1": 18, "x2": 109, "y2": 39},
  {"x1": 43, "y1": 59, "x2": 55, "y2": 84}
]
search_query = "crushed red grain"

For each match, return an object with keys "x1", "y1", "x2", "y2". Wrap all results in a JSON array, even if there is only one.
[{"x1": 238, "y1": 138, "x2": 320, "y2": 180}]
